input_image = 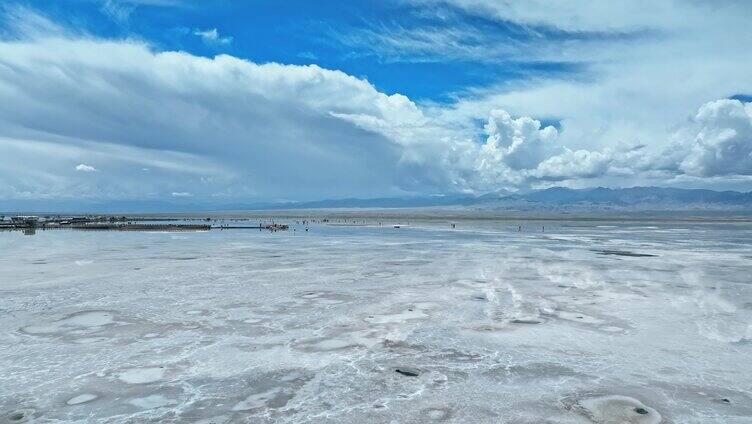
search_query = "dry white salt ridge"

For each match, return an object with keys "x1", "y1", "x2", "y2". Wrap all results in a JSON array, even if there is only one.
[{"x1": 578, "y1": 395, "x2": 662, "y2": 424}]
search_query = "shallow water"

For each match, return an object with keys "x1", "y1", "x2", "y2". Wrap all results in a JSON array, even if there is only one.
[{"x1": 1, "y1": 218, "x2": 751, "y2": 423}]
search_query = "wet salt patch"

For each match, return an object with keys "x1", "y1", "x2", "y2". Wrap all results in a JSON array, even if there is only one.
[
  {"x1": 232, "y1": 388, "x2": 280, "y2": 411},
  {"x1": 556, "y1": 311, "x2": 605, "y2": 325},
  {"x1": 696, "y1": 321, "x2": 752, "y2": 343},
  {"x1": 68, "y1": 328, "x2": 98, "y2": 335},
  {"x1": 592, "y1": 249, "x2": 657, "y2": 258},
  {"x1": 193, "y1": 415, "x2": 232, "y2": 424},
  {"x1": 394, "y1": 367, "x2": 421, "y2": 377},
  {"x1": 296, "y1": 291, "x2": 350, "y2": 305},
  {"x1": 5, "y1": 409, "x2": 34, "y2": 423},
  {"x1": 368, "y1": 270, "x2": 397, "y2": 278},
  {"x1": 73, "y1": 336, "x2": 108, "y2": 344},
  {"x1": 66, "y1": 393, "x2": 98, "y2": 405},
  {"x1": 294, "y1": 328, "x2": 380, "y2": 352},
  {"x1": 473, "y1": 324, "x2": 506, "y2": 332},
  {"x1": 365, "y1": 309, "x2": 426, "y2": 324},
  {"x1": 21, "y1": 324, "x2": 59, "y2": 334},
  {"x1": 598, "y1": 291, "x2": 645, "y2": 302},
  {"x1": 578, "y1": 395, "x2": 661, "y2": 424},
  {"x1": 495, "y1": 362, "x2": 585, "y2": 382},
  {"x1": 317, "y1": 298, "x2": 345, "y2": 305},
  {"x1": 674, "y1": 291, "x2": 752, "y2": 343},
  {"x1": 128, "y1": 394, "x2": 172, "y2": 409},
  {"x1": 304, "y1": 338, "x2": 361, "y2": 351},
  {"x1": 21, "y1": 311, "x2": 116, "y2": 335},
  {"x1": 510, "y1": 318, "x2": 544, "y2": 325},
  {"x1": 118, "y1": 367, "x2": 165, "y2": 384},
  {"x1": 222, "y1": 307, "x2": 263, "y2": 322},
  {"x1": 425, "y1": 407, "x2": 451, "y2": 420}
]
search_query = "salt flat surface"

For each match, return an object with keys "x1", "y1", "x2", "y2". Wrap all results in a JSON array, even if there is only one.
[{"x1": 1, "y1": 218, "x2": 751, "y2": 423}]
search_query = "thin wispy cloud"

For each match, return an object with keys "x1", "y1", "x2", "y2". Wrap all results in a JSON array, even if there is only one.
[
  {"x1": 0, "y1": 4, "x2": 66, "y2": 38},
  {"x1": 100, "y1": 0, "x2": 135, "y2": 24},
  {"x1": 75, "y1": 164, "x2": 98, "y2": 173},
  {"x1": 297, "y1": 51, "x2": 318, "y2": 60}
]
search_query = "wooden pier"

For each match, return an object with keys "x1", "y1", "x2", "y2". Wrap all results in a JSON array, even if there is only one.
[{"x1": 213, "y1": 224, "x2": 289, "y2": 230}]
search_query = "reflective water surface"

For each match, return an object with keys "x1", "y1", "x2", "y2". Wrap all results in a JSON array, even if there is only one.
[{"x1": 1, "y1": 217, "x2": 751, "y2": 423}]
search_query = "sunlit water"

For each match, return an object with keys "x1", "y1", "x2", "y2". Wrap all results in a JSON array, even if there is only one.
[{"x1": 1, "y1": 218, "x2": 751, "y2": 423}]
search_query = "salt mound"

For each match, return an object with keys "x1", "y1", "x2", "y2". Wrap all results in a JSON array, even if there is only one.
[
  {"x1": 66, "y1": 393, "x2": 98, "y2": 405},
  {"x1": 60, "y1": 311, "x2": 114, "y2": 327},
  {"x1": 578, "y1": 395, "x2": 661, "y2": 424}
]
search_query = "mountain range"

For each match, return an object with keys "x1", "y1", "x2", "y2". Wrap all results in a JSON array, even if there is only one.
[{"x1": 2, "y1": 187, "x2": 752, "y2": 214}]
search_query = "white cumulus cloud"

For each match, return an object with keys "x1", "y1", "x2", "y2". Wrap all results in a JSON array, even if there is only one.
[
  {"x1": 676, "y1": 99, "x2": 752, "y2": 177},
  {"x1": 75, "y1": 163, "x2": 97, "y2": 172},
  {"x1": 479, "y1": 110, "x2": 560, "y2": 171},
  {"x1": 1, "y1": 6, "x2": 751, "y2": 203}
]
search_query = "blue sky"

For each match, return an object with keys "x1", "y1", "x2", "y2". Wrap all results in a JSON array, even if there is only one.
[
  {"x1": 21, "y1": 0, "x2": 585, "y2": 101},
  {"x1": 1, "y1": 0, "x2": 751, "y2": 206}
]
